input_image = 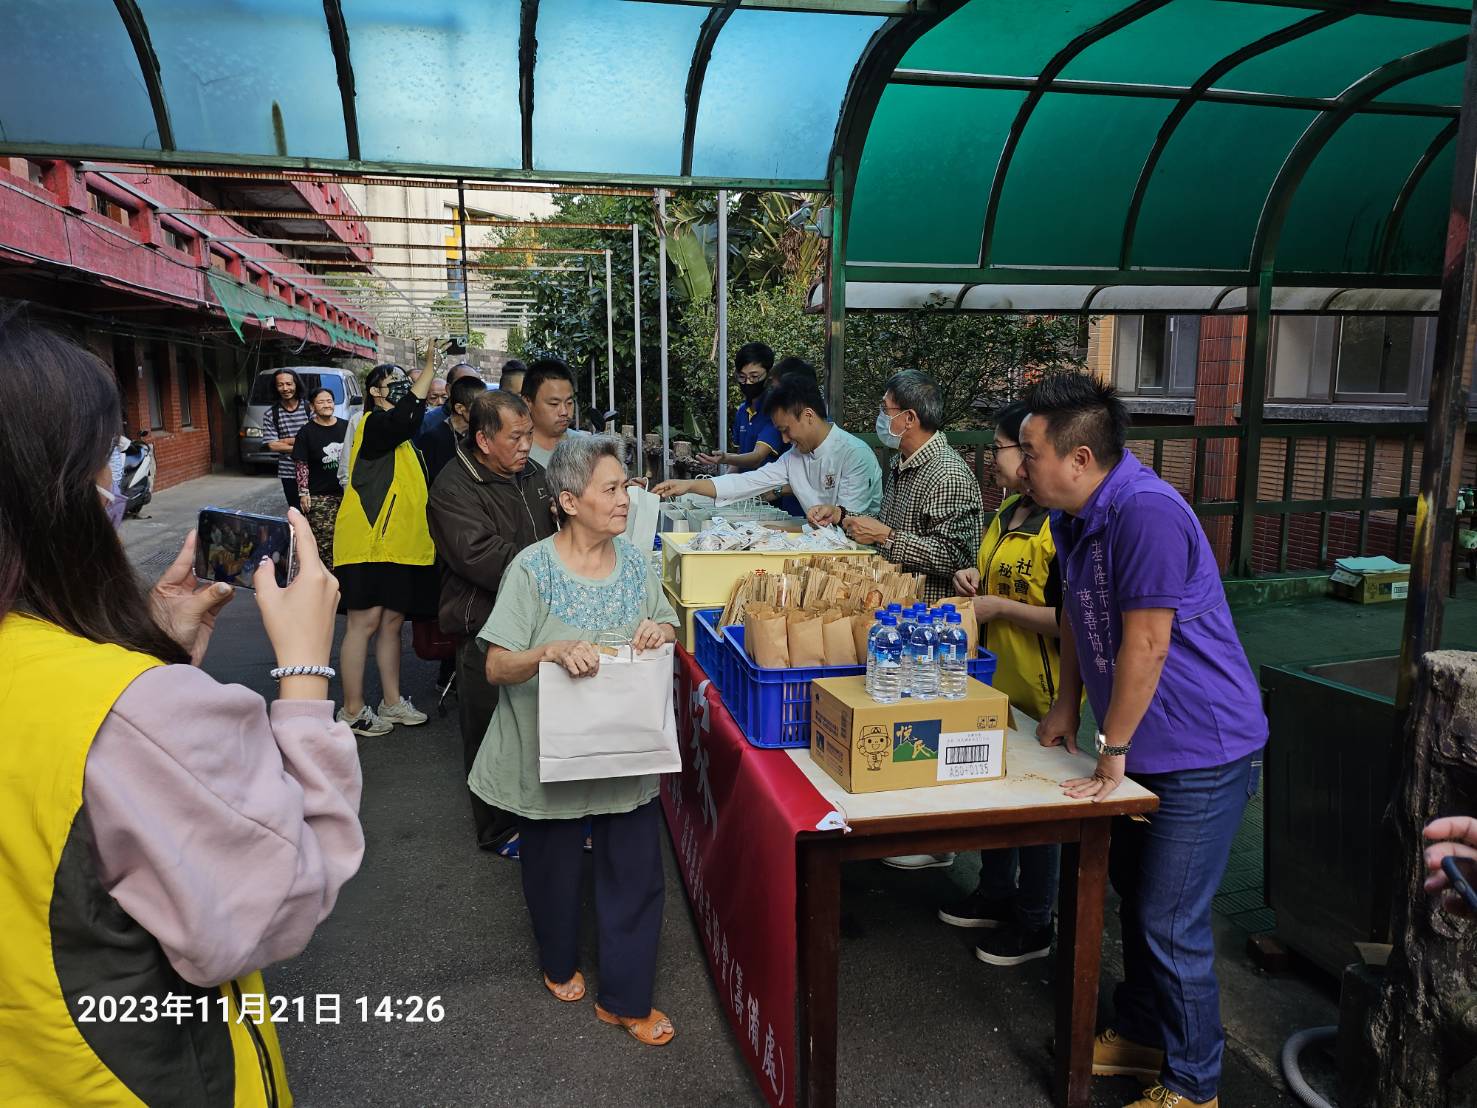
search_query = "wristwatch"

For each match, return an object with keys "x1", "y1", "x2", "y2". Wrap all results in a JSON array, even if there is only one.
[{"x1": 1095, "y1": 732, "x2": 1132, "y2": 757}]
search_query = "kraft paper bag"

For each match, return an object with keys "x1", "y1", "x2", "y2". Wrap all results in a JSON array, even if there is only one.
[
  {"x1": 537, "y1": 643, "x2": 679, "y2": 782},
  {"x1": 941, "y1": 596, "x2": 980, "y2": 656},
  {"x1": 786, "y1": 610, "x2": 826, "y2": 668},
  {"x1": 821, "y1": 609, "x2": 859, "y2": 666},
  {"x1": 746, "y1": 605, "x2": 790, "y2": 668},
  {"x1": 850, "y1": 611, "x2": 874, "y2": 662}
]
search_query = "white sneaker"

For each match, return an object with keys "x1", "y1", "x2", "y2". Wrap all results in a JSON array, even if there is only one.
[
  {"x1": 377, "y1": 697, "x2": 428, "y2": 727},
  {"x1": 337, "y1": 706, "x2": 392, "y2": 737},
  {"x1": 881, "y1": 853, "x2": 957, "y2": 871}
]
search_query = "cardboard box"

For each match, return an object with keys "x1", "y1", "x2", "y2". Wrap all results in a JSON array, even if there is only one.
[
  {"x1": 809, "y1": 676, "x2": 1009, "y2": 794},
  {"x1": 1329, "y1": 568, "x2": 1409, "y2": 605}
]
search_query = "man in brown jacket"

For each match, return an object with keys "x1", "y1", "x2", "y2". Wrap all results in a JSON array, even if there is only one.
[{"x1": 427, "y1": 389, "x2": 555, "y2": 851}]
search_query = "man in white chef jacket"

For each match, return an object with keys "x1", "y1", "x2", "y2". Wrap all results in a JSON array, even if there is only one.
[{"x1": 652, "y1": 373, "x2": 882, "y2": 519}]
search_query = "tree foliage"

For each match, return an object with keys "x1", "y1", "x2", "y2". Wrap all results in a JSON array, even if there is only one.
[{"x1": 494, "y1": 193, "x2": 1086, "y2": 449}]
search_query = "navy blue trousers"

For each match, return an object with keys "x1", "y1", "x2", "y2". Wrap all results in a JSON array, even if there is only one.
[
  {"x1": 1110, "y1": 750, "x2": 1260, "y2": 1103},
  {"x1": 518, "y1": 799, "x2": 664, "y2": 1018}
]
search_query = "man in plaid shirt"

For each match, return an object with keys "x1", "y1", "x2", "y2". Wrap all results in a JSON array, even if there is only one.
[{"x1": 810, "y1": 370, "x2": 982, "y2": 601}]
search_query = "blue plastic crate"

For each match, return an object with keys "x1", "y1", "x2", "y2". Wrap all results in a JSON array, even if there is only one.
[
  {"x1": 692, "y1": 608, "x2": 727, "y2": 694},
  {"x1": 719, "y1": 625, "x2": 998, "y2": 749}
]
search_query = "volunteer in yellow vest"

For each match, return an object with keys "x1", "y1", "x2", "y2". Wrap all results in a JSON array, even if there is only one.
[
  {"x1": 333, "y1": 360, "x2": 440, "y2": 737},
  {"x1": 939, "y1": 400, "x2": 1067, "y2": 967},
  {"x1": 0, "y1": 313, "x2": 363, "y2": 1106}
]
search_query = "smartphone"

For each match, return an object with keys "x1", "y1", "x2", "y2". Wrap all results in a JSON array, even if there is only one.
[
  {"x1": 1442, "y1": 855, "x2": 1477, "y2": 913},
  {"x1": 195, "y1": 507, "x2": 295, "y2": 590}
]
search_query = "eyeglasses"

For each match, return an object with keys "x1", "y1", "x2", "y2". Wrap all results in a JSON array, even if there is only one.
[{"x1": 984, "y1": 443, "x2": 1028, "y2": 463}]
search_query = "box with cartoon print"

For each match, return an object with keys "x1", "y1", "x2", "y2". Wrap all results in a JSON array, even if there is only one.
[{"x1": 808, "y1": 676, "x2": 1008, "y2": 794}]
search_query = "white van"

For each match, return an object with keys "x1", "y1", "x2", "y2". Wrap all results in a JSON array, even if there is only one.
[{"x1": 240, "y1": 366, "x2": 363, "y2": 470}]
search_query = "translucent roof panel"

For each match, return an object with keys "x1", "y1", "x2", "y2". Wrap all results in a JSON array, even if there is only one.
[
  {"x1": 1278, "y1": 112, "x2": 1450, "y2": 273},
  {"x1": 1215, "y1": 15, "x2": 1461, "y2": 99},
  {"x1": 533, "y1": 0, "x2": 705, "y2": 176},
  {"x1": 0, "y1": 0, "x2": 160, "y2": 148},
  {"x1": 691, "y1": 9, "x2": 884, "y2": 181},
  {"x1": 898, "y1": 0, "x2": 1126, "y2": 79},
  {"x1": 1389, "y1": 139, "x2": 1456, "y2": 276},
  {"x1": 139, "y1": 0, "x2": 348, "y2": 158},
  {"x1": 1132, "y1": 102, "x2": 1316, "y2": 271},
  {"x1": 1376, "y1": 65, "x2": 1463, "y2": 106},
  {"x1": 1058, "y1": 0, "x2": 1308, "y2": 88},
  {"x1": 345, "y1": 0, "x2": 522, "y2": 168},
  {"x1": 849, "y1": 85, "x2": 1024, "y2": 266},
  {"x1": 990, "y1": 93, "x2": 1176, "y2": 268}
]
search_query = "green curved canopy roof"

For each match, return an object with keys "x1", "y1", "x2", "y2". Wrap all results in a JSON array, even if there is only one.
[
  {"x1": 0, "y1": 0, "x2": 1471, "y2": 290},
  {"x1": 845, "y1": 0, "x2": 1473, "y2": 291}
]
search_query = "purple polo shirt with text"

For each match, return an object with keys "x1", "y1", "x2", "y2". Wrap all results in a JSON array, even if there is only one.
[{"x1": 1050, "y1": 451, "x2": 1267, "y2": 775}]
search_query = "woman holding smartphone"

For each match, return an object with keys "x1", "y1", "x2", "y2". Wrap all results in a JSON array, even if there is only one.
[
  {"x1": 332, "y1": 361, "x2": 439, "y2": 737},
  {"x1": 0, "y1": 310, "x2": 363, "y2": 1105}
]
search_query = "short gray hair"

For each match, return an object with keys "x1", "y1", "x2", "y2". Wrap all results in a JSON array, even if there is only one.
[
  {"x1": 546, "y1": 433, "x2": 626, "y2": 518},
  {"x1": 885, "y1": 369, "x2": 944, "y2": 432}
]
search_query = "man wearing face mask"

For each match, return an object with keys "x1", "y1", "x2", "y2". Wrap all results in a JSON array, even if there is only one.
[
  {"x1": 697, "y1": 342, "x2": 784, "y2": 473},
  {"x1": 810, "y1": 370, "x2": 981, "y2": 602}
]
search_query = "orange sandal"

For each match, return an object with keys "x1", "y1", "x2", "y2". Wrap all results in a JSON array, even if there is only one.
[
  {"x1": 595, "y1": 1004, "x2": 675, "y2": 1046},
  {"x1": 543, "y1": 971, "x2": 585, "y2": 1003}
]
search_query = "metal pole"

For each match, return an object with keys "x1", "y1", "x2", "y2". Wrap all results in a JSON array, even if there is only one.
[
  {"x1": 717, "y1": 189, "x2": 729, "y2": 460},
  {"x1": 1231, "y1": 268, "x2": 1273, "y2": 577},
  {"x1": 633, "y1": 224, "x2": 644, "y2": 467},
  {"x1": 1396, "y1": 22, "x2": 1477, "y2": 710},
  {"x1": 604, "y1": 248, "x2": 616, "y2": 427},
  {"x1": 658, "y1": 189, "x2": 671, "y2": 481},
  {"x1": 825, "y1": 162, "x2": 847, "y2": 419},
  {"x1": 587, "y1": 268, "x2": 596, "y2": 413},
  {"x1": 456, "y1": 179, "x2": 471, "y2": 349}
]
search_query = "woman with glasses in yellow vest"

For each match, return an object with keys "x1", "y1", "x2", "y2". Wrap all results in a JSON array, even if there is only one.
[
  {"x1": 0, "y1": 312, "x2": 364, "y2": 1106},
  {"x1": 940, "y1": 400, "x2": 1069, "y2": 968}
]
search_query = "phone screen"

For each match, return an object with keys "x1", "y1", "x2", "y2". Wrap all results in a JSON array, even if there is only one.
[{"x1": 195, "y1": 507, "x2": 294, "y2": 590}]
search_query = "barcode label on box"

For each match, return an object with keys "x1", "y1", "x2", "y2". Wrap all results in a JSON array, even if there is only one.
[{"x1": 937, "y1": 729, "x2": 1004, "y2": 782}]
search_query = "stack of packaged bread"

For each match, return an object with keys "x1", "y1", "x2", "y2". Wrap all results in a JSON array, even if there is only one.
[{"x1": 718, "y1": 558, "x2": 927, "y2": 669}]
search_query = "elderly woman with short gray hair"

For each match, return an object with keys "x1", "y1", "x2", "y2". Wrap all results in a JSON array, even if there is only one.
[{"x1": 470, "y1": 433, "x2": 679, "y2": 1046}]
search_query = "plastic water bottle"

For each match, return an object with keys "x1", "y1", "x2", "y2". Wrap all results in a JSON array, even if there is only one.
[
  {"x1": 939, "y1": 612, "x2": 969, "y2": 699},
  {"x1": 897, "y1": 605, "x2": 920, "y2": 695},
  {"x1": 864, "y1": 609, "x2": 887, "y2": 697},
  {"x1": 871, "y1": 615, "x2": 904, "y2": 704},
  {"x1": 909, "y1": 612, "x2": 941, "y2": 700}
]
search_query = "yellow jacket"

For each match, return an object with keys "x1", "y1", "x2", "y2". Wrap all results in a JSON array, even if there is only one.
[
  {"x1": 977, "y1": 495, "x2": 1063, "y2": 721},
  {"x1": 333, "y1": 408, "x2": 435, "y2": 568},
  {"x1": 0, "y1": 613, "x2": 290, "y2": 1106}
]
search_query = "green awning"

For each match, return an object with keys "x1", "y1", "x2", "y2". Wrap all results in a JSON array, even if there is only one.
[
  {"x1": 0, "y1": 0, "x2": 1470, "y2": 294},
  {"x1": 845, "y1": 0, "x2": 1472, "y2": 292},
  {"x1": 207, "y1": 271, "x2": 375, "y2": 353}
]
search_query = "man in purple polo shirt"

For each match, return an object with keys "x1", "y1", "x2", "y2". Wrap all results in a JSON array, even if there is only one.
[{"x1": 1018, "y1": 372, "x2": 1266, "y2": 1108}]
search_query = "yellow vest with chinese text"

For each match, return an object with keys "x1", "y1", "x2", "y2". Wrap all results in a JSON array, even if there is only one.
[
  {"x1": 976, "y1": 495, "x2": 1062, "y2": 721},
  {"x1": 0, "y1": 613, "x2": 292, "y2": 1107}
]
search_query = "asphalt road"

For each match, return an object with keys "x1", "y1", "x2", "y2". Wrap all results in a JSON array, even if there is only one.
[{"x1": 121, "y1": 474, "x2": 1304, "y2": 1108}]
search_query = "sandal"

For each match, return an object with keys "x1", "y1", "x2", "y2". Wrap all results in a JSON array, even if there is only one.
[
  {"x1": 595, "y1": 1004, "x2": 675, "y2": 1046},
  {"x1": 544, "y1": 971, "x2": 585, "y2": 1003},
  {"x1": 495, "y1": 833, "x2": 520, "y2": 861}
]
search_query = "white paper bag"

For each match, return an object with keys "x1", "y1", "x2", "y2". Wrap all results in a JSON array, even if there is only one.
[
  {"x1": 537, "y1": 642, "x2": 679, "y2": 782},
  {"x1": 622, "y1": 484, "x2": 662, "y2": 557}
]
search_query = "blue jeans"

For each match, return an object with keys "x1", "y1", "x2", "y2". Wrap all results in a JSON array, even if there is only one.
[
  {"x1": 977, "y1": 845, "x2": 1060, "y2": 930},
  {"x1": 1110, "y1": 750, "x2": 1260, "y2": 1103}
]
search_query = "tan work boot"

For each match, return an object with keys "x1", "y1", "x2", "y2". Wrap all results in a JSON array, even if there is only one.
[
  {"x1": 1092, "y1": 1028, "x2": 1165, "y2": 1079},
  {"x1": 1125, "y1": 1084, "x2": 1218, "y2": 1108}
]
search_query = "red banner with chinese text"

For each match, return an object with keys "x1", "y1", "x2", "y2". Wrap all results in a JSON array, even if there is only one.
[{"x1": 663, "y1": 647, "x2": 835, "y2": 1108}]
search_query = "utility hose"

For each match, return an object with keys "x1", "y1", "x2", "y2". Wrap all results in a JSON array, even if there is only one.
[{"x1": 1281, "y1": 1026, "x2": 1338, "y2": 1108}]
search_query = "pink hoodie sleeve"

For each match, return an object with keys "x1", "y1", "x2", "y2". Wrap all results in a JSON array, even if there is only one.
[{"x1": 83, "y1": 665, "x2": 364, "y2": 988}]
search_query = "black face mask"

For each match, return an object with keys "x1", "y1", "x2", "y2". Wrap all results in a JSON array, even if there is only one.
[{"x1": 739, "y1": 380, "x2": 767, "y2": 401}]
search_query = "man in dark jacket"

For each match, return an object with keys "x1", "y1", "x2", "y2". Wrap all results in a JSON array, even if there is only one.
[{"x1": 427, "y1": 389, "x2": 555, "y2": 850}]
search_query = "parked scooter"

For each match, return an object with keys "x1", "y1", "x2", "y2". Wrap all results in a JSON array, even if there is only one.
[{"x1": 119, "y1": 429, "x2": 155, "y2": 517}]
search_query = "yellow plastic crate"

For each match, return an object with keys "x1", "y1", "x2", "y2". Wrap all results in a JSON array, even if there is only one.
[
  {"x1": 659, "y1": 532, "x2": 877, "y2": 606},
  {"x1": 663, "y1": 584, "x2": 719, "y2": 653}
]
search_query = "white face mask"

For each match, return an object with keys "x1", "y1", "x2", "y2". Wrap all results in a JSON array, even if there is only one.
[{"x1": 875, "y1": 408, "x2": 903, "y2": 450}]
